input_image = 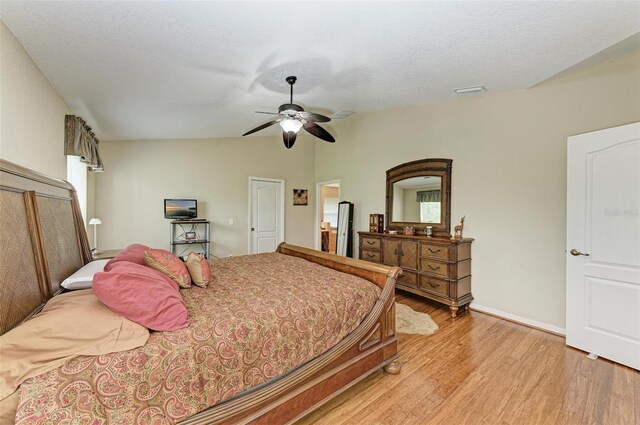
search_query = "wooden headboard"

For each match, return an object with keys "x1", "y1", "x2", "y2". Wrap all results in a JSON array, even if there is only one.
[{"x1": 0, "y1": 159, "x2": 92, "y2": 335}]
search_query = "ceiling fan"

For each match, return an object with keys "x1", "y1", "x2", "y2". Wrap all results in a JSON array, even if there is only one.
[{"x1": 242, "y1": 76, "x2": 335, "y2": 149}]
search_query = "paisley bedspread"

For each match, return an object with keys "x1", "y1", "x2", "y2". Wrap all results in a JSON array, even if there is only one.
[{"x1": 14, "y1": 253, "x2": 380, "y2": 424}]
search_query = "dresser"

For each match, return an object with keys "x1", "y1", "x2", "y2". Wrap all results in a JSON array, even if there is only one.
[{"x1": 359, "y1": 232, "x2": 473, "y2": 317}]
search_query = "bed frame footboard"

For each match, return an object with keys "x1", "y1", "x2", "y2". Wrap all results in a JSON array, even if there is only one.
[{"x1": 180, "y1": 243, "x2": 401, "y2": 424}]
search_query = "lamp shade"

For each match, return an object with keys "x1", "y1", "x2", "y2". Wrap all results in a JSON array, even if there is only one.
[
  {"x1": 279, "y1": 118, "x2": 303, "y2": 133},
  {"x1": 89, "y1": 218, "x2": 102, "y2": 225}
]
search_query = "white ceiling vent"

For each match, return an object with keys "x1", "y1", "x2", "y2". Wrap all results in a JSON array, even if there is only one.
[
  {"x1": 331, "y1": 111, "x2": 356, "y2": 120},
  {"x1": 453, "y1": 86, "x2": 487, "y2": 95}
]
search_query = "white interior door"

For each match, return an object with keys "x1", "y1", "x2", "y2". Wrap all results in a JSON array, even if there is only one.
[
  {"x1": 566, "y1": 122, "x2": 640, "y2": 370},
  {"x1": 250, "y1": 178, "x2": 284, "y2": 254}
]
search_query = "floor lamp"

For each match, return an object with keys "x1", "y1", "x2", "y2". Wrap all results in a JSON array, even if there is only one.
[{"x1": 89, "y1": 218, "x2": 102, "y2": 256}]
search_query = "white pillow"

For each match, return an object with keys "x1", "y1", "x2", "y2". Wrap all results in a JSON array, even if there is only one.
[{"x1": 61, "y1": 259, "x2": 109, "y2": 290}]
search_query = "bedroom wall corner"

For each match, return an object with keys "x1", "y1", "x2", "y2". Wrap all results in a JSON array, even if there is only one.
[
  {"x1": 0, "y1": 20, "x2": 70, "y2": 180},
  {"x1": 94, "y1": 135, "x2": 316, "y2": 257},
  {"x1": 315, "y1": 50, "x2": 640, "y2": 330}
]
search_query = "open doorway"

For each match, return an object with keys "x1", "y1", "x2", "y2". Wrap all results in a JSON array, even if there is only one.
[{"x1": 315, "y1": 180, "x2": 340, "y2": 253}]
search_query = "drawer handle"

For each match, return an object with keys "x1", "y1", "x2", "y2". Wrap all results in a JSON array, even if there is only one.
[
  {"x1": 428, "y1": 264, "x2": 440, "y2": 271},
  {"x1": 400, "y1": 251, "x2": 404, "y2": 257},
  {"x1": 366, "y1": 253, "x2": 376, "y2": 258},
  {"x1": 428, "y1": 247, "x2": 441, "y2": 254},
  {"x1": 366, "y1": 240, "x2": 376, "y2": 245},
  {"x1": 428, "y1": 281, "x2": 440, "y2": 288},
  {"x1": 394, "y1": 248, "x2": 398, "y2": 255}
]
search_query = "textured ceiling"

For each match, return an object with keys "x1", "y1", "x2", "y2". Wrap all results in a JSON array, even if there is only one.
[{"x1": 1, "y1": 1, "x2": 639, "y2": 141}]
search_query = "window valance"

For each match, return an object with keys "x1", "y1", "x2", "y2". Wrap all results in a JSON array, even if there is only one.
[
  {"x1": 64, "y1": 115, "x2": 103, "y2": 171},
  {"x1": 416, "y1": 190, "x2": 441, "y2": 203}
]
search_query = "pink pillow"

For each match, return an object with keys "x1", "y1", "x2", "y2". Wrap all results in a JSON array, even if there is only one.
[
  {"x1": 93, "y1": 262, "x2": 189, "y2": 331},
  {"x1": 144, "y1": 249, "x2": 191, "y2": 288},
  {"x1": 104, "y1": 244, "x2": 151, "y2": 271},
  {"x1": 185, "y1": 252, "x2": 211, "y2": 288}
]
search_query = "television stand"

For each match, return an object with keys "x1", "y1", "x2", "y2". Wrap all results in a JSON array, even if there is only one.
[{"x1": 169, "y1": 220, "x2": 210, "y2": 259}]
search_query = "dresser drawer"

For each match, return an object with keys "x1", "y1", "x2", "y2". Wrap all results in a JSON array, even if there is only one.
[
  {"x1": 420, "y1": 243, "x2": 449, "y2": 260},
  {"x1": 361, "y1": 250, "x2": 381, "y2": 263},
  {"x1": 420, "y1": 258, "x2": 449, "y2": 277},
  {"x1": 361, "y1": 237, "x2": 381, "y2": 250},
  {"x1": 419, "y1": 275, "x2": 449, "y2": 297},
  {"x1": 398, "y1": 270, "x2": 418, "y2": 287}
]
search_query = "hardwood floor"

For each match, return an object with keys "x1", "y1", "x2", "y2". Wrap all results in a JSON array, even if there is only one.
[{"x1": 298, "y1": 291, "x2": 640, "y2": 425}]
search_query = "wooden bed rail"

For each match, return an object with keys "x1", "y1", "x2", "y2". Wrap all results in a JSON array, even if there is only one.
[{"x1": 277, "y1": 242, "x2": 401, "y2": 289}]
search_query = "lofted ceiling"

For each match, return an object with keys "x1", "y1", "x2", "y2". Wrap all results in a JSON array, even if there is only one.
[{"x1": 1, "y1": 1, "x2": 639, "y2": 141}]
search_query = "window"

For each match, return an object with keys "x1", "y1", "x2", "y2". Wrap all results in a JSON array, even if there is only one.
[
  {"x1": 66, "y1": 155, "x2": 87, "y2": 223},
  {"x1": 420, "y1": 202, "x2": 441, "y2": 223},
  {"x1": 323, "y1": 197, "x2": 339, "y2": 227}
]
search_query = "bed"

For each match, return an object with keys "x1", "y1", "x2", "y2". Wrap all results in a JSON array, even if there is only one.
[{"x1": 0, "y1": 158, "x2": 401, "y2": 424}]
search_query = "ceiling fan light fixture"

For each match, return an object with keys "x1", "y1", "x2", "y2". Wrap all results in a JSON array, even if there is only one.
[
  {"x1": 243, "y1": 76, "x2": 334, "y2": 145},
  {"x1": 279, "y1": 118, "x2": 303, "y2": 133}
]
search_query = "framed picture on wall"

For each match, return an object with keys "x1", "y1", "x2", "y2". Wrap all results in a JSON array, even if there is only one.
[{"x1": 293, "y1": 189, "x2": 308, "y2": 206}]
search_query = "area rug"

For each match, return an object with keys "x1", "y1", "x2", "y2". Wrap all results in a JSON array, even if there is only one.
[{"x1": 396, "y1": 303, "x2": 439, "y2": 335}]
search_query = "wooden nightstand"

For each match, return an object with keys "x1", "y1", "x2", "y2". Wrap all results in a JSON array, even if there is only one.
[{"x1": 92, "y1": 249, "x2": 122, "y2": 260}]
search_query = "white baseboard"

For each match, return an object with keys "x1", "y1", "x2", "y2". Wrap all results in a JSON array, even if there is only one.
[{"x1": 470, "y1": 303, "x2": 566, "y2": 337}]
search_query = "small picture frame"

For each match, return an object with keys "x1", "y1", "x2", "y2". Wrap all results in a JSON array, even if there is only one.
[
  {"x1": 293, "y1": 189, "x2": 308, "y2": 206},
  {"x1": 185, "y1": 231, "x2": 197, "y2": 242}
]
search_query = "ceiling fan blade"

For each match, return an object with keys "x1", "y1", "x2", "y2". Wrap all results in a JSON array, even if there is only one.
[
  {"x1": 299, "y1": 111, "x2": 331, "y2": 123},
  {"x1": 254, "y1": 111, "x2": 278, "y2": 115},
  {"x1": 242, "y1": 120, "x2": 279, "y2": 136},
  {"x1": 283, "y1": 131, "x2": 297, "y2": 149},
  {"x1": 303, "y1": 122, "x2": 335, "y2": 143}
]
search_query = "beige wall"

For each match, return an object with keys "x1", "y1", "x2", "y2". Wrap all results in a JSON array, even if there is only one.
[
  {"x1": 401, "y1": 188, "x2": 421, "y2": 222},
  {"x1": 95, "y1": 136, "x2": 316, "y2": 256},
  {"x1": 315, "y1": 51, "x2": 640, "y2": 330},
  {"x1": 0, "y1": 21, "x2": 70, "y2": 179},
  {"x1": 322, "y1": 185, "x2": 339, "y2": 199}
]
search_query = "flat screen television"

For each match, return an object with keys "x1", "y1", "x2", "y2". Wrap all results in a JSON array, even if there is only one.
[{"x1": 164, "y1": 199, "x2": 197, "y2": 220}]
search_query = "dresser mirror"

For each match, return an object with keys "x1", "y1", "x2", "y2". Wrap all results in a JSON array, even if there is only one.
[{"x1": 386, "y1": 158, "x2": 452, "y2": 236}]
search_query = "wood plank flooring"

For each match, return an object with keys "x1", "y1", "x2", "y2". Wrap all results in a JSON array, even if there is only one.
[{"x1": 298, "y1": 291, "x2": 640, "y2": 425}]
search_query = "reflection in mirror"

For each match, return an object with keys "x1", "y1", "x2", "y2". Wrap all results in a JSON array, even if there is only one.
[
  {"x1": 391, "y1": 176, "x2": 442, "y2": 224},
  {"x1": 336, "y1": 201, "x2": 354, "y2": 257}
]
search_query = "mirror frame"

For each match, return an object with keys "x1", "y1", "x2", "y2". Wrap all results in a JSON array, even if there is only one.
[{"x1": 385, "y1": 158, "x2": 452, "y2": 237}]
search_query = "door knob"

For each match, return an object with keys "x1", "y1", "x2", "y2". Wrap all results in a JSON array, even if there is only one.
[{"x1": 570, "y1": 249, "x2": 589, "y2": 257}]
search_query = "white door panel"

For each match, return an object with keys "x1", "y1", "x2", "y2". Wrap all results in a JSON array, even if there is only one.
[
  {"x1": 250, "y1": 179, "x2": 283, "y2": 254},
  {"x1": 257, "y1": 186, "x2": 277, "y2": 232},
  {"x1": 586, "y1": 277, "x2": 640, "y2": 340},
  {"x1": 257, "y1": 236, "x2": 277, "y2": 253},
  {"x1": 567, "y1": 122, "x2": 640, "y2": 370},
  {"x1": 589, "y1": 141, "x2": 640, "y2": 266}
]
